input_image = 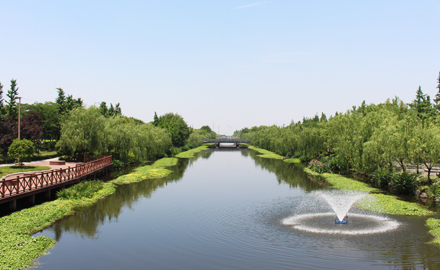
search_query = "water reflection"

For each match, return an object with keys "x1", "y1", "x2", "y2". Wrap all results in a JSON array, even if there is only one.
[
  {"x1": 245, "y1": 150, "x2": 323, "y2": 192},
  {"x1": 46, "y1": 158, "x2": 191, "y2": 241}
]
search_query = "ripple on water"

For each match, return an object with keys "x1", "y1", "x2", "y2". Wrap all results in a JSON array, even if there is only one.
[{"x1": 282, "y1": 213, "x2": 400, "y2": 235}]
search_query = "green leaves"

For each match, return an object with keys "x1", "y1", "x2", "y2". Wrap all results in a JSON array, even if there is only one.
[{"x1": 8, "y1": 138, "x2": 35, "y2": 163}]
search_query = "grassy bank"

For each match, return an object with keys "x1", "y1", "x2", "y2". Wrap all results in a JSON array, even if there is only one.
[
  {"x1": 0, "y1": 181, "x2": 115, "y2": 269},
  {"x1": 176, "y1": 145, "x2": 208, "y2": 158},
  {"x1": 248, "y1": 146, "x2": 284, "y2": 159},
  {"x1": 0, "y1": 165, "x2": 52, "y2": 178},
  {"x1": 284, "y1": 158, "x2": 301, "y2": 164},
  {"x1": 0, "y1": 156, "x2": 180, "y2": 269},
  {"x1": 111, "y1": 158, "x2": 178, "y2": 185}
]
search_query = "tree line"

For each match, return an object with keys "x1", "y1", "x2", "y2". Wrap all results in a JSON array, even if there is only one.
[
  {"x1": 235, "y1": 72, "x2": 440, "y2": 193},
  {"x1": 0, "y1": 79, "x2": 217, "y2": 164}
]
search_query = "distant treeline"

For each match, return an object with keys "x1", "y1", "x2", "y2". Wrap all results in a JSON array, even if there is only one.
[
  {"x1": 0, "y1": 79, "x2": 216, "y2": 163},
  {"x1": 235, "y1": 73, "x2": 440, "y2": 184}
]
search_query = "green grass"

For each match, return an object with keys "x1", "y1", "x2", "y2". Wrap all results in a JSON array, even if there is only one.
[
  {"x1": 304, "y1": 168, "x2": 432, "y2": 216},
  {"x1": 0, "y1": 181, "x2": 116, "y2": 269},
  {"x1": 427, "y1": 218, "x2": 440, "y2": 245},
  {"x1": 248, "y1": 146, "x2": 284, "y2": 159},
  {"x1": 36, "y1": 151, "x2": 57, "y2": 158},
  {"x1": 0, "y1": 166, "x2": 52, "y2": 178},
  {"x1": 284, "y1": 158, "x2": 301, "y2": 164},
  {"x1": 176, "y1": 145, "x2": 208, "y2": 158},
  {"x1": 153, "y1": 157, "x2": 178, "y2": 167},
  {"x1": 111, "y1": 157, "x2": 180, "y2": 185}
]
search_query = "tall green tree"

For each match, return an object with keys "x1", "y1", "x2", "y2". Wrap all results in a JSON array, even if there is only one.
[
  {"x1": 56, "y1": 88, "x2": 67, "y2": 115},
  {"x1": 6, "y1": 79, "x2": 19, "y2": 121},
  {"x1": 411, "y1": 86, "x2": 433, "y2": 120},
  {"x1": 155, "y1": 113, "x2": 190, "y2": 147},
  {"x1": 434, "y1": 72, "x2": 440, "y2": 113},
  {"x1": 99, "y1": 102, "x2": 108, "y2": 116}
]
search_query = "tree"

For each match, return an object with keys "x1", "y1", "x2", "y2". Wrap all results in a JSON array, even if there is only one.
[
  {"x1": 411, "y1": 86, "x2": 433, "y2": 120},
  {"x1": 434, "y1": 72, "x2": 440, "y2": 113},
  {"x1": 0, "y1": 117, "x2": 17, "y2": 154},
  {"x1": 6, "y1": 79, "x2": 19, "y2": 121},
  {"x1": 8, "y1": 138, "x2": 35, "y2": 164},
  {"x1": 99, "y1": 102, "x2": 108, "y2": 116},
  {"x1": 153, "y1": 112, "x2": 159, "y2": 126},
  {"x1": 115, "y1": 103, "x2": 121, "y2": 115},
  {"x1": 200, "y1": 125, "x2": 213, "y2": 133},
  {"x1": 56, "y1": 88, "x2": 67, "y2": 115},
  {"x1": 409, "y1": 122, "x2": 440, "y2": 185},
  {"x1": 21, "y1": 111, "x2": 42, "y2": 144},
  {"x1": 155, "y1": 113, "x2": 190, "y2": 147},
  {"x1": 56, "y1": 107, "x2": 105, "y2": 157},
  {"x1": 108, "y1": 103, "x2": 115, "y2": 116}
]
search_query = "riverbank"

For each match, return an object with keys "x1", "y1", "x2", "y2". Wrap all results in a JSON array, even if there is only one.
[
  {"x1": 0, "y1": 152, "x2": 195, "y2": 269},
  {"x1": 176, "y1": 145, "x2": 208, "y2": 158}
]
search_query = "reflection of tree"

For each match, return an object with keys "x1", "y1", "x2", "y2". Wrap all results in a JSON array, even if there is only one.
[
  {"x1": 49, "y1": 158, "x2": 191, "y2": 240},
  {"x1": 247, "y1": 150, "x2": 322, "y2": 192}
]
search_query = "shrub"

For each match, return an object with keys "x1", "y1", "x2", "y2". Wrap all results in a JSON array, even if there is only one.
[
  {"x1": 389, "y1": 172, "x2": 418, "y2": 195},
  {"x1": 371, "y1": 168, "x2": 393, "y2": 189},
  {"x1": 57, "y1": 180, "x2": 104, "y2": 200},
  {"x1": 182, "y1": 145, "x2": 190, "y2": 151},
  {"x1": 309, "y1": 159, "x2": 332, "y2": 173},
  {"x1": 112, "y1": 159, "x2": 125, "y2": 169}
]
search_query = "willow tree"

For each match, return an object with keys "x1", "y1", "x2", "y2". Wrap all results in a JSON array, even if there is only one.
[
  {"x1": 409, "y1": 121, "x2": 440, "y2": 185},
  {"x1": 56, "y1": 107, "x2": 105, "y2": 157}
]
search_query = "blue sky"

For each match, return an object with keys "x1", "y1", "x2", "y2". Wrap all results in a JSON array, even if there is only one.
[{"x1": 1, "y1": 1, "x2": 439, "y2": 135}]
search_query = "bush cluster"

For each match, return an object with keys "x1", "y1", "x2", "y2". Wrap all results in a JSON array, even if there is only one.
[
  {"x1": 309, "y1": 159, "x2": 332, "y2": 174},
  {"x1": 370, "y1": 169, "x2": 418, "y2": 195}
]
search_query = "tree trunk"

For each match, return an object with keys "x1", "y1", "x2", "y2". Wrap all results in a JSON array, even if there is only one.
[{"x1": 424, "y1": 162, "x2": 432, "y2": 186}]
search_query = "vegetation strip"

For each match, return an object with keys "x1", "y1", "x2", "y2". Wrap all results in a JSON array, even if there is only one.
[
  {"x1": 0, "y1": 156, "x2": 179, "y2": 269},
  {"x1": 304, "y1": 169, "x2": 432, "y2": 216},
  {"x1": 248, "y1": 146, "x2": 284, "y2": 160},
  {"x1": 283, "y1": 158, "x2": 301, "y2": 164},
  {"x1": 110, "y1": 158, "x2": 178, "y2": 185},
  {"x1": 176, "y1": 145, "x2": 208, "y2": 158}
]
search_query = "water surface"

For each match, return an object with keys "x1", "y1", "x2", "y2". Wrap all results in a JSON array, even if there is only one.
[{"x1": 33, "y1": 149, "x2": 440, "y2": 269}]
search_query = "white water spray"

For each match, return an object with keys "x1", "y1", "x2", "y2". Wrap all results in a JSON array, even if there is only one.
[{"x1": 316, "y1": 190, "x2": 366, "y2": 221}]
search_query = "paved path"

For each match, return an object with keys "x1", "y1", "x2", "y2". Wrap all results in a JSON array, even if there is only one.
[{"x1": 1, "y1": 158, "x2": 83, "y2": 180}]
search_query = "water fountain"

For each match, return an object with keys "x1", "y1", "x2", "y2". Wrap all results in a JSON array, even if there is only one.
[{"x1": 282, "y1": 190, "x2": 400, "y2": 235}]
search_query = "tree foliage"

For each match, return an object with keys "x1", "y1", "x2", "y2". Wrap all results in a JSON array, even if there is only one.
[
  {"x1": 8, "y1": 138, "x2": 35, "y2": 163},
  {"x1": 237, "y1": 72, "x2": 440, "y2": 189},
  {"x1": 6, "y1": 79, "x2": 19, "y2": 121},
  {"x1": 154, "y1": 113, "x2": 190, "y2": 147},
  {"x1": 57, "y1": 107, "x2": 172, "y2": 162}
]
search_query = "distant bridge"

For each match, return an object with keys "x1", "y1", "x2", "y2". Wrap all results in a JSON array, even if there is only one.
[{"x1": 203, "y1": 137, "x2": 250, "y2": 147}]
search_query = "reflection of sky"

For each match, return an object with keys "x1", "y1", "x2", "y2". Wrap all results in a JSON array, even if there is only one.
[{"x1": 2, "y1": 1, "x2": 440, "y2": 133}]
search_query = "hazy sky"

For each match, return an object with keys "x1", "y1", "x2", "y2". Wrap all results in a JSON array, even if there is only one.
[{"x1": 1, "y1": 1, "x2": 439, "y2": 135}]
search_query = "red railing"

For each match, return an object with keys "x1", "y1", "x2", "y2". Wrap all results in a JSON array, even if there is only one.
[{"x1": 0, "y1": 156, "x2": 112, "y2": 200}]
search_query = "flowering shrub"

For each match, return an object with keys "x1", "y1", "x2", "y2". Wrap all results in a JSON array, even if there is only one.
[{"x1": 309, "y1": 159, "x2": 332, "y2": 173}]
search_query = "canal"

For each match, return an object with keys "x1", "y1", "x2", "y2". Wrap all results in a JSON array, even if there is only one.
[{"x1": 33, "y1": 149, "x2": 440, "y2": 269}]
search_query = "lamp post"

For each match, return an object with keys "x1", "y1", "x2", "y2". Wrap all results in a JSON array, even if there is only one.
[{"x1": 18, "y1": 97, "x2": 21, "y2": 140}]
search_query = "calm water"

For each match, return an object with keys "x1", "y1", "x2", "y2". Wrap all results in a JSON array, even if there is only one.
[{"x1": 33, "y1": 149, "x2": 440, "y2": 269}]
